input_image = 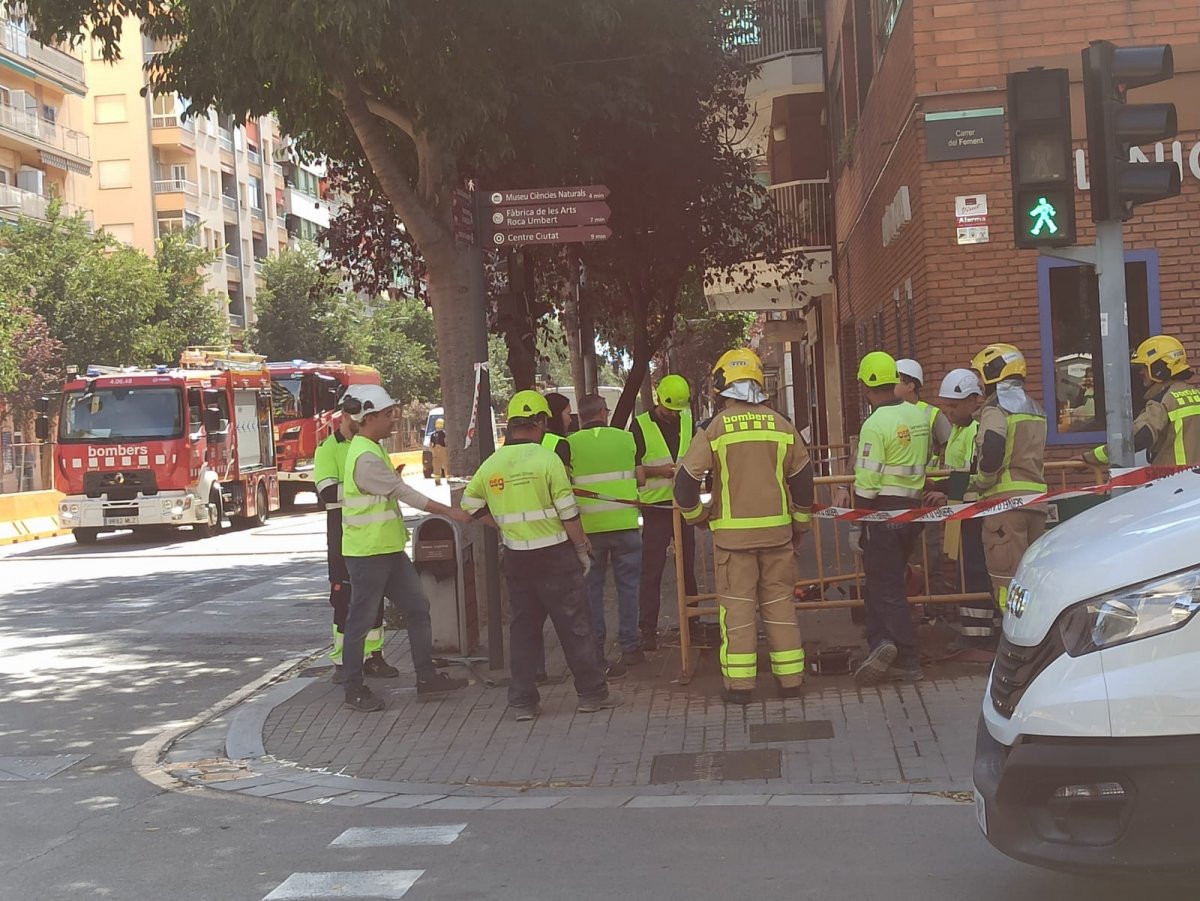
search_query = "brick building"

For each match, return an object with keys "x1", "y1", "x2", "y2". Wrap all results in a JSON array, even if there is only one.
[{"x1": 824, "y1": 0, "x2": 1200, "y2": 455}]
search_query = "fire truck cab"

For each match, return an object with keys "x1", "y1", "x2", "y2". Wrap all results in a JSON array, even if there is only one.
[
  {"x1": 267, "y1": 360, "x2": 380, "y2": 507},
  {"x1": 51, "y1": 348, "x2": 280, "y2": 544}
]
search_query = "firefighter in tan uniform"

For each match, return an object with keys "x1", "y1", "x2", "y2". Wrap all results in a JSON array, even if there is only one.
[
  {"x1": 1082, "y1": 335, "x2": 1200, "y2": 468},
  {"x1": 970, "y1": 344, "x2": 1048, "y2": 614},
  {"x1": 674, "y1": 348, "x2": 813, "y2": 704}
]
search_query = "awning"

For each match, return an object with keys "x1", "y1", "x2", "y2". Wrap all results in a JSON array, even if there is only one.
[
  {"x1": 40, "y1": 149, "x2": 91, "y2": 176},
  {"x1": 0, "y1": 54, "x2": 37, "y2": 80}
]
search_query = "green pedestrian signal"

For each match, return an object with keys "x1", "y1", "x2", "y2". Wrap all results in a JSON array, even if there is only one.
[{"x1": 1028, "y1": 196, "x2": 1058, "y2": 236}]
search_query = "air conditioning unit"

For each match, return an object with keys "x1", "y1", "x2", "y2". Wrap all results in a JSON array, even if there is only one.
[{"x1": 16, "y1": 167, "x2": 45, "y2": 195}]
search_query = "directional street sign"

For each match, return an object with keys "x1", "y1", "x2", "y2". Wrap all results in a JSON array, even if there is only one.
[
  {"x1": 490, "y1": 225, "x2": 612, "y2": 247},
  {"x1": 488, "y1": 185, "x2": 609, "y2": 206},
  {"x1": 489, "y1": 201, "x2": 610, "y2": 231},
  {"x1": 452, "y1": 188, "x2": 477, "y2": 247}
]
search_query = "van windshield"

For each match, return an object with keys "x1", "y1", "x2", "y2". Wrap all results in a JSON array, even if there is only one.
[{"x1": 59, "y1": 387, "x2": 183, "y2": 441}]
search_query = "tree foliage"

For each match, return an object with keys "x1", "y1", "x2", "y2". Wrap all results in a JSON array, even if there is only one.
[
  {"x1": 145, "y1": 230, "x2": 228, "y2": 364},
  {"x1": 0, "y1": 207, "x2": 225, "y2": 369},
  {"x1": 249, "y1": 245, "x2": 359, "y2": 363},
  {"x1": 353, "y1": 298, "x2": 439, "y2": 406}
]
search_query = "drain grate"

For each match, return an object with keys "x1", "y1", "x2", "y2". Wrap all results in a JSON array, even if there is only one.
[
  {"x1": 749, "y1": 721, "x2": 835, "y2": 743},
  {"x1": 650, "y1": 749, "x2": 780, "y2": 784},
  {"x1": 0, "y1": 754, "x2": 89, "y2": 781}
]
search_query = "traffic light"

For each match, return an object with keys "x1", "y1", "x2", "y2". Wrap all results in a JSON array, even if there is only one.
[
  {"x1": 1007, "y1": 67, "x2": 1076, "y2": 249},
  {"x1": 1082, "y1": 41, "x2": 1180, "y2": 222}
]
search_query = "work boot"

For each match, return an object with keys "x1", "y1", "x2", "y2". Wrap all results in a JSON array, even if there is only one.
[
  {"x1": 883, "y1": 666, "x2": 925, "y2": 683},
  {"x1": 604, "y1": 660, "x2": 627, "y2": 680},
  {"x1": 620, "y1": 649, "x2": 645, "y2": 666},
  {"x1": 331, "y1": 665, "x2": 345, "y2": 684},
  {"x1": 641, "y1": 631, "x2": 658, "y2": 652},
  {"x1": 577, "y1": 690, "x2": 624, "y2": 713},
  {"x1": 722, "y1": 688, "x2": 754, "y2": 705},
  {"x1": 344, "y1": 685, "x2": 385, "y2": 712},
  {"x1": 854, "y1": 641, "x2": 898, "y2": 687},
  {"x1": 364, "y1": 655, "x2": 400, "y2": 679},
  {"x1": 416, "y1": 671, "x2": 469, "y2": 697},
  {"x1": 512, "y1": 705, "x2": 541, "y2": 723}
]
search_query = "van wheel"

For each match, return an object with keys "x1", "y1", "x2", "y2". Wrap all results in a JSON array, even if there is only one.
[
  {"x1": 73, "y1": 528, "x2": 99, "y2": 545},
  {"x1": 194, "y1": 489, "x2": 222, "y2": 539}
]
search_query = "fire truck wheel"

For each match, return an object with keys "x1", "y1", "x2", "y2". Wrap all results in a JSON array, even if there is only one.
[
  {"x1": 194, "y1": 489, "x2": 222, "y2": 539},
  {"x1": 73, "y1": 528, "x2": 99, "y2": 545},
  {"x1": 248, "y1": 484, "x2": 270, "y2": 528}
]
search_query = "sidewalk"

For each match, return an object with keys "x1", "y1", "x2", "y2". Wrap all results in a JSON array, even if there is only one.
[{"x1": 162, "y1": 600, "x2": 989, "y2": 808}]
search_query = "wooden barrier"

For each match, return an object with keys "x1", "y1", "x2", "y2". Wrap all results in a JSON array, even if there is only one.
[{"x1": 671, "y1": 460, "x2": 1105, "y2": 683}]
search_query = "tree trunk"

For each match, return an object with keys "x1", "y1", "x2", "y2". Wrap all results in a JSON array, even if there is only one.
[
  {"x1": 562, "y1": 282, "x2": 586, "y2": 398},
  {"x1": 503, "y1": 324, "x2": 537, "y2": 392}
]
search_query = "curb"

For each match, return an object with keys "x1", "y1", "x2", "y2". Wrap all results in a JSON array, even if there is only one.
[{"x1": 136, "y1": 655, "x2": 977, "y2": 812}]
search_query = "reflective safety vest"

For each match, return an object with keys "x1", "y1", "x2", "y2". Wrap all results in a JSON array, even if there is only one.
[
  {"x1": 313, "y1": 432, "x2": 350, "y2": 508},
  {"x1": 542, "y1": 432, "x2": 566, "y2": 454},
  {"x1": 916, "y1": 400, "x2": 942, "y2": 464},
  {"x1": 710, "y1": 412, "x2": 794, "y2": 533},
  {"x1": 568, "y1": 426, "x2": 639, "y2": 533},
  {"x1": 1165, "y1": 385, "x2": 1200, "y2": 464},
  {"x1": 461, "y1": 443, "x2": 577, "y2": 550},
  {"x1": 342, "y1": 436, "x2": 409, "y2": 557},
  {"x1": 979, "y1": 412, "x2": 1048, "y2": 499},
  {"x1": 636, "y1": 410, "x2": 692, "y2": 505},
  {"x1": 944, "y1": 421, "x2": 978, "y2": 471},
  {"x1": 855, "y1": 402, "x2": 931, "y2": 500}
]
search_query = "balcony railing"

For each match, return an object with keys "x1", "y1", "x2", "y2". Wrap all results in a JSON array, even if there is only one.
[
  {"x1": 0, "y1": 182, "x2": 91, "y2": 228},
  {"x1": 151, "y1": 114, "x2": 195, "y2": 131},
  {"x1": 228, "y1": 313, "x2": 245, "y2": 329},
  {"x1": 247, "y1": 149, "x2": 262, "y2": 166},
  {"x1": 769, "y1": 178, "x2": 831, "y2": 251},
  {"x1": 225, "y1": 253, "x2": 240, "y2": 269},
  {"x1": 250, "y1": 204, "x2": 264, "y2": 219},
  {"x1": 0, "y1": 102, "x2": 90, "y2": 159},
  {"x1": 218, "y1": 133, "x2": 234, "y2": 152},
  {"x1": 730, "y1": 0, "x2": 822, "y2": 63},
  {"x1": 0, "y1": 15, "x2": 85, "y2": 87},
  {"x1": 222, "y1": 195, "x2": 237, "y2": 211},
  {"x1": 253, "y1": 259, "x2": 264, "y2": 274},
  {"x1": 153, "y1": 179, "x2": 198, "y2": 196}
]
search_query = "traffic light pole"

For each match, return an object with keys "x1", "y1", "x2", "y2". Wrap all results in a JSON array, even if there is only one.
[{"x1": 1094, "y1": 219, "x2": 1136, "y2": 470}]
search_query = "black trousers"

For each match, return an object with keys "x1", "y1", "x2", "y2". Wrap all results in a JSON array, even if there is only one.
[
  {"x1": 327, "y1": 509, "x2": 381, "y2": 635},
  {"x1": 638, "y1": 506, "x2": 697, "y2": 635},
  {"x1": 503, "y1": 543, "x2": 608, "y2": 709},
  {"x1": 863, "y1": 520, "x2": 922, "y2": 670}
]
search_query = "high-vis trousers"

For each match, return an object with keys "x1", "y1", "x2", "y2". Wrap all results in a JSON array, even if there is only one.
[
  {"x1": 714, "y1": 544, "x2": 804, "y2": 690},
  {"x1": 955, "y1": 519, "x2": 998, "y2": 644},
  {"x1": 982, "y1": 509, "x2": 1046, "y2": 612},
  {"x1": 329, "y1": 580, "x2": 384, "y2": 664}
]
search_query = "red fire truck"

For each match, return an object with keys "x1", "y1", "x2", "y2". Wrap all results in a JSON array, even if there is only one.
[
  {"x1": 46, "y1": 348, "x2": 280, "y2": 544},
  {"x1": 267, "y1": 360, "x2": 380, "y2": 507}
]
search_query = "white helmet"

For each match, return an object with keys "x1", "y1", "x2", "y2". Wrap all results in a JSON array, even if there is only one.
[
  {"x1": 895, "y1": 358, "x2": 924, "y2": 385},
  {"x1": 342, "y1": 384, "x2": 398, "y2": 422},
  {"x1": 937, "y1": 368, "x2": 984, "y2": 400}
]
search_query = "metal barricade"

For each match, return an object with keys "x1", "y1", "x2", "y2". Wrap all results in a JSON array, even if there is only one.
[{"x1": 671, "y1": 460, "x2": 1105, "y2": 682}]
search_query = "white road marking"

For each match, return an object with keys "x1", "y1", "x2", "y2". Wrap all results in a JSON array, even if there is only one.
[
  {"x1": 263, "y1": 870, "x2": 423, "y2": 900},
  {"x1": 329, "y1": 824, "x2": 466, "y2": 847}
]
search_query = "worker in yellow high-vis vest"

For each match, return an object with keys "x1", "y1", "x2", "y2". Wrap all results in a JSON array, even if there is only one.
[
  {"x1": 542, "y1": 392, "x2": 574, "y2": 471},
  {"x1": 674, "y1": 348, "x2": 813, "y2": 705},
  {"x1": 632, "y1": 374, "x2": 697, "y2": 651},
  {"x1": 970, "y1": 343, "x2": 1048, "y2": 617},
  {"x1": 313, "y1": 386, "x2": 386, "y2": 683},
  {"x1": 462, "y1": 390, "x2": 622, "y2": 722},
  {"x1": 1082, "y1": 335, "x2": 1200, "y2": 468},
  {"x1": 569, "y1": 393, "x2": 643, "y2": 675},
  {"x1": 853, "y1": 351, "x2": 931, "y2": 686},
  {"x1": 896, "y1": 358, "x2": 952, "y2": 462},
  {"x1": 341, "y1": 385, "x2": 472, "y2": 713}
]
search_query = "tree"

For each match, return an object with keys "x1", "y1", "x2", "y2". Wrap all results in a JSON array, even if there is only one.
[
  {"x1": 353, "y1": 298, "x2": 439, "y2": 406},
  {"x1": 7, "y1": 310, "x2": 64, "y2": 490},
  {"x1": 144, "y1": 229, "x2": 227, "y2": 363},
  {"x1": 249, "y1": 246, "x2": 359, "y2": 362},
  {"x1": 25, "y1": 0, "x2": 797, "y2": 465}
]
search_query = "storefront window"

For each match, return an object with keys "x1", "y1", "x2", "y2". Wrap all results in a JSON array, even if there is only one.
[{"x1": 1037, "y1": 251, "x2": 1161, "y2": 446}]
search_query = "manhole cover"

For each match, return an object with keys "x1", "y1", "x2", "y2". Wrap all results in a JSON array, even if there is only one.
[
  {"x1": 0, "y1": 754, "x2": 89, "y2": 781},
  {"x1": 749, "y1": 721, "x2": 834, "y2": 743},
  {"x1": 650, "y1": 749, "x2": 780, "y2": 784}
]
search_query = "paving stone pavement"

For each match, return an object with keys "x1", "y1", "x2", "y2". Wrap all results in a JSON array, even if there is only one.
[{"x1": 256, "y1": 627, "x2": 987, "y2": 796}]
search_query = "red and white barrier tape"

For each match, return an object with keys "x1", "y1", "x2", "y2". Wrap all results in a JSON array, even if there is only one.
[{"x1": 814, "y1": 465, "x2": 1196, "y2": 523}]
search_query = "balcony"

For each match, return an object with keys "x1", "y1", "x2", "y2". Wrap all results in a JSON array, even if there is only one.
[
  {"x1": 150, "y1": 114, "x2": 195, "y2": 150},
  {"x1": 0, "y1": 182, "x2": 91, "y2": 228},
  {"x1": 0, "y1": 15, "x2": 86, "y2": 95},
  {"x1": 253, "y1": 259, "x2": 264, "y2": 274},
  {"x1": 228, "y1": 313, "x2": 245, "y2": 329},
  {"x1": 156, "y1": 216, "x2": 202, "y2": 243},
  {"x1": 702, "y1": 177, "x2": 831, "y2": 312},
  {"x1": 225, "y1": 253, "x2": 240, "y2": 269},
  {"x1": 0, "y1": 102, "x2": 90, "y2": 165},
  {"x1": 247, "y1": 149, "x2": 262, "y2": 166},
  {"x1": 733, "y1": 0, "x2": 824, "y2": 102}
]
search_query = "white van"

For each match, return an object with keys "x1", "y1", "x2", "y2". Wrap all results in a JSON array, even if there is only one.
[{"x1": 974, "y1": 470, "x2": 1200, "y2": 874}]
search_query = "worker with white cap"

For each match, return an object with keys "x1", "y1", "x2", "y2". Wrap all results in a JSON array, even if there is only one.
[
  {"x1": 340, "y1": 385, "x2": 474, "y2": 712},
  {"x1": 924, "y1": 369, "x2": 995, "y2": 658},
  {"x1": 895, "y1": 359, "x2": 952, "y2": 462}
]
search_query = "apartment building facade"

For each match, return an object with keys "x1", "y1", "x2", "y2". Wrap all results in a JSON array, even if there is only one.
[
  {"x1": 84, "y1": 20, "x2": 289, "y2": 331},
  {"x1": 281, "y1": 154, "x2": 331, "y2": 248},
  {"x1": 0, "y1": 8, "x2": 91, "y2": 228},
  {"x1": 825, "y1": 0, "x2": 1200, "y2": 455}
]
